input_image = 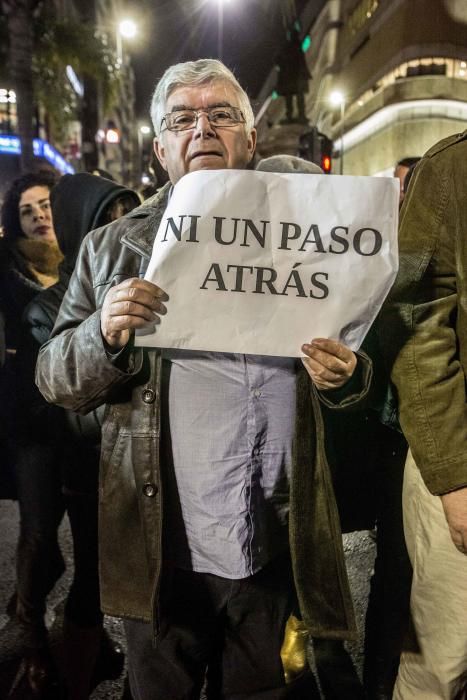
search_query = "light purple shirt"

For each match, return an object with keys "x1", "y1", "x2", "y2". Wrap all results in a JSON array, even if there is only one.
[{"x1": 161, "y1": 350, "x2": 297, "y2": 579}]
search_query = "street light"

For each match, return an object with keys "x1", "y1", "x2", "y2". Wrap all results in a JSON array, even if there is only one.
[
  {"x1": 329, "y1": 90, "x2": 345, "y2": 175},
  {"x1": 138, "y1": 124, "x2": 152, "y2": 181},
  {"x1": 213, "y1": 0, "x2": 232, "y2": 61},
  {"x1": 116, "y1": 18, "x2": 138, "y2": 65}
]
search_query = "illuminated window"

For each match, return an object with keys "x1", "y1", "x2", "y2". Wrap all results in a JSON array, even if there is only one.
[{"x1": 346, "y1": 57, "x2": 467, "y2": 115}]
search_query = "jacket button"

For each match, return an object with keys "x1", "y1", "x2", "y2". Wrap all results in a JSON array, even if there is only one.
[
  {"x1": 143, "y1": 482, "x2": 158, "y2": 497},
  {"x1": 142, "y1": 389, "x2": 155, "y2": 404}
]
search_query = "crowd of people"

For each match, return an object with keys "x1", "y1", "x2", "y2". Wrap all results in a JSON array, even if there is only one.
[{"x1": 0, "y1": 57, "x2": 465, "y2": 700}]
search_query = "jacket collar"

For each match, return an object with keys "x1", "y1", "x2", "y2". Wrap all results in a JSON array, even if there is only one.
[{"x1": 120, "y1": 182, "x2": 172, "y2": 259}]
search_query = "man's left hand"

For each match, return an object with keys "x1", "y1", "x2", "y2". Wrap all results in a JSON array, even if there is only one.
[
  {"x1": 440, "y1": 487, "x2": 467, "y2": 555},
  {"x1": 301, "y1": 338, "x2": 357, "y2": 391}
]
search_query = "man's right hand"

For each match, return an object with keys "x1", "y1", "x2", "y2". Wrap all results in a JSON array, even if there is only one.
[{"x1": 101, "y1": 278, "x2": 168, "y2": 350}]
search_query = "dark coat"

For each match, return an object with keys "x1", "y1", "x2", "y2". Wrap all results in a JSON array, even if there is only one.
[
  {"x1": 0, "y1": 239, "x2": 46, "y2": 498},
  {"x1": 17, "y1": 174, "x2": 141, "y2": 492}
]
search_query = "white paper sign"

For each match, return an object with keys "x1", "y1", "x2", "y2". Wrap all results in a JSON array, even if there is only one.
[{"x1": 136, "y1": 169, "x2": 399, "y2": 356}]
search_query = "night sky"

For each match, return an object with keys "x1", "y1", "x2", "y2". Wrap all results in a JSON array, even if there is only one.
[{"x1": 125, "y1": 0, "x2": 322, "y2": 122}]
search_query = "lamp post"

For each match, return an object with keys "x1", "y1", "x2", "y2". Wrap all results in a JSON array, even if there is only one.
[
  {"x1": 138, "y1": 124, "x2": 152, "y2": 182},
  {"x1": 95, "y1": 18, "x2": 138, "y2": 182},
  {"x1": 213, "y1": 0, "x2": 232, "y2": 61},
  {"x1": 329, "y1": 90, "x2": 345, "y2": 175},
  {"x1": 116, "y1": 18, "x2": 137, "y2": 65}
]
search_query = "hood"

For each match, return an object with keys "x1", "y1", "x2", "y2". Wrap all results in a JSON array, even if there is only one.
[{"x1": 50, "y1": 173, "x2": 140, "y2": 273}]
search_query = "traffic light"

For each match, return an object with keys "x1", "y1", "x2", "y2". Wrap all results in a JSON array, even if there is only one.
[
  {"x1": 298, "y1": 128, "x2": 333, "y2": 174},
  {"x1": 321, "y1": 155, "x2": 332, "y2": 173},
  {"x1": 320, "y1": 135, "x2": 333, "y2": 174}
]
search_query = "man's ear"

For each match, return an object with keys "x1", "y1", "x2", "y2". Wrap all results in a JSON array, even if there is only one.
[
  {"x1": 247, "y1": 128, "x2": 257, "y2": 163},
  {"x1": 153, "y1": 137, "x2": 168, "y2": 172}
]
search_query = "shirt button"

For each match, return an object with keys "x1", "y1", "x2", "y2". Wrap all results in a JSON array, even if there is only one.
[
  {"x1": 252, "y1": 388, "x2": 262, "y2": 398},
  {"x1": 142, "y1": 389, "x2": 156, "y2": 404},
  {"x1": 142, "y1": 482, "x2": 158, "y2": 497}
]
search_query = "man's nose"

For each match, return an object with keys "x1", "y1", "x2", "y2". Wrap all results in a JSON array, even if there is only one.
[{"x1": 193, "y1": 112, "x2": 215, "y2": 137}]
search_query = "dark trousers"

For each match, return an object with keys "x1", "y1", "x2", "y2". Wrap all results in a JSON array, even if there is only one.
[
  {"x1": 64, "y1": 490, "x2": 103, "y2": 627},
  {"x1": 124, "y1": 556, "x2": 318, "y2": 700},
  {"x1": 15, "y1": 443, "x2": 65, "y2": 640},
  {"x1": 363, "y1": 426, "x2": 412, "y2": 696},
  {"x1": 14, "y1": 443, "x2": 102, "y2": 644}
]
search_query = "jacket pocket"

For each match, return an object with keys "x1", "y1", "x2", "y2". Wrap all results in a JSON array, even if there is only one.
[{"x1": 100, "y1": 427, "x2": 130, "y2": 496}]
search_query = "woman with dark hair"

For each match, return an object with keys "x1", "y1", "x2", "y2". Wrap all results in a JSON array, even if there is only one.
[
  {"x1": 0, "y1": 170, "x2": 63, "y2": 694},
  {"x1": 10, "y1": 173, "x2": 140, "y2": 698},
  {"x1": 0, "y1": 171, "x2": 61, "y2": 346},
  {"x1": 0, "y1": 172, "x2": 62, "y2": 501}
]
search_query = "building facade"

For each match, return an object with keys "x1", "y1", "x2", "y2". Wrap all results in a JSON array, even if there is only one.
[
  {"x1": 0, "y1": 0, "x2": 138, "y2": 192},
  {"x1": 94, "y1": 0, "x2": 138, "y2": 184},
  {"x1": 256, "y1": 0, "x2": 467, "y2": 175}
]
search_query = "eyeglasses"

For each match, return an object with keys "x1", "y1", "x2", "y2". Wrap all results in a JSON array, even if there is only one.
[{"x1": 160, "y1": 106, "x2": 245, "y2": 133}]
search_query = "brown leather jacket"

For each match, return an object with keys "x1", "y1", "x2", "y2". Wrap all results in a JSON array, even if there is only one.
[{"x1": 36, "y1": 182, "x2": 372, "y2": 640}]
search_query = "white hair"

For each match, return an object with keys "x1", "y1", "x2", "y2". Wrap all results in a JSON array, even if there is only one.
[{"x1": 150, "y1": 59, "x2": 255, "y2": 137}]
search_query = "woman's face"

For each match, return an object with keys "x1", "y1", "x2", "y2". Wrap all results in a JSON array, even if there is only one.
[{"x1": 18, "y1": 186, "x2": 56, "y2": 242}]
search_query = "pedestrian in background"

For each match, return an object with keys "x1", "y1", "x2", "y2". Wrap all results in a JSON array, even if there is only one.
[
  {"x1": 9, "y1": 173, "x2": 139, "y2": 698},
  {"x1": 10, "y1": 173, "x2": 140, "y2": 700},
  {"x1": 381, "y1": 130, "x2": 467, "y2": 698},
  {"x1": 0, "y1": 170, "x2": 62, "y2": 693},
  {"x1": 393, "y1": 157, "x2": 420, "y2": 206},
  {"x1": 0, "y1": 171, "x2": 61, "y2": 390}
]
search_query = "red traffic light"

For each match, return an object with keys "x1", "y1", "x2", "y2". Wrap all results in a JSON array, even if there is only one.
[{"x1": 321, "y1": 155, "x2": 332, "y2": 173}]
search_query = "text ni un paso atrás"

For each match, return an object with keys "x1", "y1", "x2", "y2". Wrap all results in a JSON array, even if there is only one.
[{"x1": 158, "y1": 214, "x2": 383, "y2": 300}]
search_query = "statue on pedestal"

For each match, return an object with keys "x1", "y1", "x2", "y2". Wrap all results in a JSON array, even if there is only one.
[{"x1": 276, "y1": 24, "x2": 311, "y2": 125}]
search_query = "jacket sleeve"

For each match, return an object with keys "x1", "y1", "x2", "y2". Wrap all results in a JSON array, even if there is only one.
[
  {"x1": 317, "y1": 349, "x2": 373, "y2": 411},
  {"x1": 35, "y1": 234, "x2": 143, "y2": 414},
  {"x1": 380, "y1": 149, "x2": 467, "y2": 495}
]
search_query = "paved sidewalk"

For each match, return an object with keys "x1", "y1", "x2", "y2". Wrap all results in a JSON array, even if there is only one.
[{"x1": 0, "y1": 499, "x2": 375, "y2": 698}]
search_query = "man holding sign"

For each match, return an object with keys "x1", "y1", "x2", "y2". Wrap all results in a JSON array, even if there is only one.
[{"x1": 37, "y1": 60, "x2": 373, "y2": 699}]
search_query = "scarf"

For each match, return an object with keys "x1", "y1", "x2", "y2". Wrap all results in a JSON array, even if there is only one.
[{"x1": 15, "y1": 237, "x2": 64, "y2": 289}]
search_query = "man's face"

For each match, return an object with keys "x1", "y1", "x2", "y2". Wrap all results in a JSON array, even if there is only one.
[{"x1": 154, "y1": 81, "x2": 257, "y2": 184}]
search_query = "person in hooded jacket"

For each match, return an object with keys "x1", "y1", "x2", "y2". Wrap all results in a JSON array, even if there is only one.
[{"x1": 12, "y1": 173, "x2": 140, "y2": 699}]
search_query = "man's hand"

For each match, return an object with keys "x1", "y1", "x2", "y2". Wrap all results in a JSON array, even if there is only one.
[
  {"x1": 301, "y1": 338, "x2": 357, "y2": 391},
  {"x1": 440, "y1": 487, "x2": 467, "y2": 555},
  {"x1": 101, "y1": 278, "x2": 168, "y2": 350}
]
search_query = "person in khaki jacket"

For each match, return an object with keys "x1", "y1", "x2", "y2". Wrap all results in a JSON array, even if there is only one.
[
  {"x1": 380, "y1": 131, "x2": 467, "y2": 699},
  {"x1": 35, "y1": 59, "x2": 372, "y2": 699}
]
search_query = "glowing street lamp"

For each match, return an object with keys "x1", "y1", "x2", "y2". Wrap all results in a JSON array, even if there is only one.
[
  {"x1": 138, "y1": 124, "x2": 152, "y2": 180},
  {"x1": 119, "y1": 18, "x2": 137, "y2": 39},
  {"x1": 329, "y1": 90, "x2": 345, "y2": 175},
  {"x1": 116, "y1": 18, "x2": 138, "y2": 65},
  {"x1": 213, "y1": 0, "x2": 233, "y2": 61},
  {"x1": 106, "y1": 127, "x2": 120, "y2": 144}
]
